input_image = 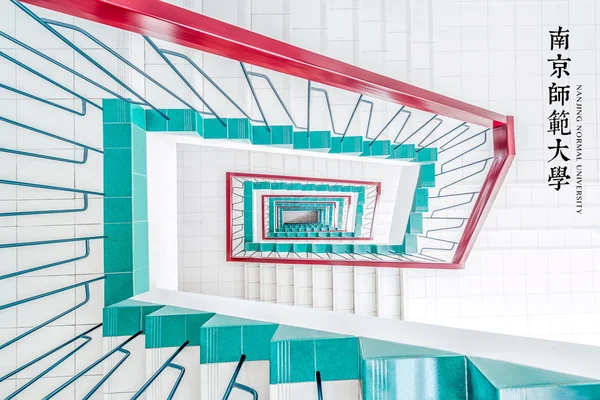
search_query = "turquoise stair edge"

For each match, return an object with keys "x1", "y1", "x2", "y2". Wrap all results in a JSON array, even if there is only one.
[{"x1": 103, "y1": 299, "x2": 600, "y2": 398}]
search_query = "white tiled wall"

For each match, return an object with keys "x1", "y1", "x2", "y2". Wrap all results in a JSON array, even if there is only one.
[
  {"x1": 0, "y1": 1, "x2": 140, "y2": 397},
  {"x1": 400, "y1": 0, "x2": 600, "y2": 345}
]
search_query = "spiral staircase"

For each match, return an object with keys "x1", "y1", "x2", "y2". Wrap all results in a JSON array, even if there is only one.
[{"x1": 2, "y1": 0, "x2": 600, "y2": 399}]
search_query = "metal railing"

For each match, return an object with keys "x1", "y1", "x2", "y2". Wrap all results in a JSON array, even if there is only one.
[
  {"x1": 0, "y1": 179, "x2": 104, "y2": 217},
  {"x1": 1, "y1": 323, "x2": 102, "y2": 400},
  {"x1": 131, "y1": 341, "x2": 189, "y2": 400},
  {"x1": 0, "y1": 236, "x2": 105, "y2": 280},
  {"x1": 222, "y1": 354, "x2": 259, "y2": 399},
  {"x1": 0, "y1": 276, "x2": 105, "y2": 351},
  {"x1": 43, "y1": 330, "x2": 143, "y2": 399}
]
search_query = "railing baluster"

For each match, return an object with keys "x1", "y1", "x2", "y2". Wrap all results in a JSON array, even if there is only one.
[
  {"x1": 0, "y1": 236, "x2": 104, "y2": 280},
  {"x1": 0, "y1": 179, "x2": 103, "y2": 217},
  {"x1": 131, "y1": 340, "x2": 190, "y2": 400},
  {"x1": 3, "y1": 323, "x2": 102, "y2": 399},
  {"x1": 43, "y1": 330, "x2": 143, "y2": 399},
  {"x1": 0, "y1": 115, "x2": 102, "y2": 164},
  {"x1": 316, "y1": 371, "x2": 324, "y2": 400},
  {"x1": 0, "y1": 276, "x2": 105, "y2": 350},
  {"x1": 9, "y1": 0, "x2": 167, "y2": 119},
  {"x1": 143, "y1": 35, "x2": 225, "y2": 125},
  {"x1": 222, "y1": 354, "x2": 258, "y2": 400}
]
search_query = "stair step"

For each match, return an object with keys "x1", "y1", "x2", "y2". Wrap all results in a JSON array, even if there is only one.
[
  {"x1": 407, "y1": 212, "x2": 424, "y2": 234},
  {"x1": 251, "y1": 125, "x2": 294, "y2": 146},
  {"x1": 416, "y1": 147, "x2": 438, "y2": 163},
  {"x1": 360, "y1": 338, "x2": 466, "y2": 400},
  {"x1": 418, "y1": 163, "x2": 436, "y2": 188},
  {"x1": 388, "y1": 143, "x2": 416, "y2": 160},
  {"x1": 269, "y1": 325, "x2": 360, "y2": 398},
  {"x1": 467, "y1": 357, "x2": 600, "y2": 400},
  {"x1": 103, "y1": 298, "x2": 164, "y2": 337},
  {"x1": 145, "y1": 306, "x2": 215, "y2": 348},
  {"x1": 329, "y1": 136, "x2": 364, "y2": 154},
  {"x1": 360, "y1": 140, "x2": 391, "y2": 158},
  {"x1": 293, "y1": 130, "x2": 332, "y2": 151}
]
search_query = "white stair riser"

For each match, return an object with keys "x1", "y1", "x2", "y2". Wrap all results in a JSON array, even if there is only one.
[
  {"x1": 103, "y1": 336, "x2": 146, "y2": 397},
  {"x1": 270, "y1": 380, "x2": 360, "y2": 400},
  {"x1": 145, "y1": 346, "x2": 201, "y2": 399},
  {"x1": 200, "y1": 360, "x2": 270, "y2": 400}
]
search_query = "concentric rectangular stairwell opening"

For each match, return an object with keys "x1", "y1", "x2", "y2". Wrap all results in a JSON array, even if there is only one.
[
  {"x1": 145, "y1": 137, "x2": 418, "y2": 296},
  {"x1": 282, "y1": 210, "x2": 319, "y2": 224}
]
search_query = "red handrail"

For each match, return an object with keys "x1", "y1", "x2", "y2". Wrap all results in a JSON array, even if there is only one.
[{"x1": 23, "y1": 0, "x2": 515, "y2": 268}]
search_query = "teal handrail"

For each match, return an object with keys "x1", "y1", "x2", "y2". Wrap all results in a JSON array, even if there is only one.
[
  {"x1": 2, "y1": 323, "x2": 102, "y2": 399},
  {"x1": 0, "y1": 275, "x2": 105, "y2": 350},
  {"x1": 131, "y1": 341, "x2": 189, "y2": 400},
  {"x1": 9, "y1": 0, "x2": 168, "y2": 120},
  {"x1": 0, "y1": 236, "x2": 105, "y2": 280},
  {"x1": 316, "y1": 371, "x2": 324, "y2": 400},
  {"x1": 0, "y1": 179, "x2": 103, "y2": 217},
  {"x1": 222, "y1": 354, "x2": 258, "y2": 400},
  {"x1": 0, "y1": 49, "x2": 102, "y2": 112},
  {"x1": 0, "y1": 115, "x2": 103, "y2": 164},
  {"x1": 144, "y1": 35, "x2": 226, "y2": 126},
  {"x1": 43, "y1": 330, "x2": 143, "y2": 399}
]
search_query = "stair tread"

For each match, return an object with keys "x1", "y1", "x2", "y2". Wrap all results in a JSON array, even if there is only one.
[
  {"x1": 360, "y1": 337, "x2": 459, "y2": 359},
  {"x1": 147, "y1": 305, "x2": 212, "y2": 316},
  {"x1": 468, "y1": 356, "x2": 600, "y2": 389},
  {"x1": 271, "y1": 325, "x2": 353, "y2": 341}
]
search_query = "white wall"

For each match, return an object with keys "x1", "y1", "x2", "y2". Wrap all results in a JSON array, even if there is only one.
[
  {"x1": 147, "y1": 132, "x2": 179, "y2": 291},
  {"x1": 398, "y1": 0, "x2": 600, "y2": 345}
]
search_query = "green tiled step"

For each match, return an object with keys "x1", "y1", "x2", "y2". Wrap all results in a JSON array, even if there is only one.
[
  {"x1": 145, "y1": 109, "x2": 437, "y2": 161},
  {"x1": 102, "y1": 298, "x2": 600, "y2": 398},
  {"x1": 293, "y1": 130, "x2": 331, "y2": 151},
  {"x1": 145, "y1": 306, "x2": 215, "y2": 348},
  {"x1": 407, "y1": 212, "x2": 424, "y2": 234},
  {"x1": 244, "y1": 235, "x2": 418, "y2": 255},
  {"x1": 467, "y1": 357, "x2": 600, "y2": 400},
  {"x1": 329, "y1": 136, "x2": 364, "y2": 154},
  {"x1": 360, "y1": 338, "x2": 466, "y2": 400},
  {"x1": 268, "y1": 232, "x2": 357, "y2": 238},
  {"x1": 270, "y1": 326, "x2": 360, "y2": 384},
  {"x1": 200, "y1": 315, "x2": 278, "y2": 364},
  {"x1": 418, "y1": 163, "x2": 436, "y2": 188},
  {"x1": 360, "y1": 140, "x2": 391, "y2": 158},
  {"x1": 388, "y1": 143, "x2": 416, "y2": 160},
  {"x1": 103, "y1": 298, "x2": 164, "y2": 337}
]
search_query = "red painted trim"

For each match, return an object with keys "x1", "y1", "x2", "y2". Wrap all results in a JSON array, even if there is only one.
[
  {"x1": 451, "y1": 117, "x2": 516, "y2": 266},
  {"x1": 256, "y1": 188, "x2": 374, "y2": 241},
  {"x1": 227, "y1": 255, "x2": 464, "y2": 269},
  {"x1": 21, "y1": 0, "x2": 506, "y2": 127},
  {"x1": 23, "y1": 0, "x2": 515, "y2": 268},
  {"x1": 226, "y1": 172, "x2": 381, "y2": 188},
  {"x1": 225, "y1": 172, "x2": 232, "y2": 262}
]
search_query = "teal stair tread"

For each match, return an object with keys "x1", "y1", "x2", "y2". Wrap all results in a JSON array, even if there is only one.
[
  {"x1": 105, "y1": 298, "x2": 160, "y2": 308},
  {"x1": 270, "y1": 326, "x2": 360, "y2": 384},
  {"x1": 271, "y1": 325, "x2": 352, "y2": 342},
  {"x1": 201, "y1": 315, "x2": 278, "y2": 363},
  {"x1": 202, "y1": 314, "x2": 275, "y2": 327},
  {"x1": 468, "y1": 357, "x2": 600, "y2": 389},
  {"x1": 145, "y1": 306, "x2": 215, "y2": 348},
  {"x1": 360, "y1": 337, "x2": 460, "y2": 359},
  {"x1": 147, "y1": 305, "x2": 213, "y2": 316},
  {"x1": 103, "y1": 299, "x2": 164, "y2": 337},
  {"x1": 362, "y1": 356, "x2": 467, "y2": 400}
]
